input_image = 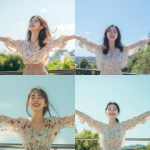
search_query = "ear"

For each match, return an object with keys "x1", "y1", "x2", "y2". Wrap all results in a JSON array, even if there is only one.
[{"x1": 40, "y1": 26, "x2": 44, "y2": 29}]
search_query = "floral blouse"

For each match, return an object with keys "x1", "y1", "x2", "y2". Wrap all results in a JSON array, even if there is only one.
[
  {"x1": 4, "y1": 36, "x2": 67, "y2": 65},
  {"x1": 76, "y1": 110, "x2": 150, "y2": 150},
  {"x1": 0, "y1": 116, "x2": 74, "y2": 150},
  {"x1": 78, "y1": 37, "x2": 149, "y2": 75}
]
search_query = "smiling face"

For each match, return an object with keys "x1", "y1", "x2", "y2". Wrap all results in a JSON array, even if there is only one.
[
  {"x1": 107, "y1": 26, "x2": 118, "y2": 42},
  {"x1": 28, "y1": 90, "x2": 47, "y2": 112},
  {"x1": 105, "y1": 104, "x2": 119, "y2": 119},
  {"x1": 28, "y1": 16, "x2": 44, "y2": 32}
]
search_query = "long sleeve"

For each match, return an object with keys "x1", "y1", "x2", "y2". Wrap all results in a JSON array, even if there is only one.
[
  {"x1": 78, "y1": 36, "x2": 103, "y2": 54},
  {"x1": 121, "y1": 111, "x2": 150, "y2": 131},
  {"x1": 53, "y1": 115, "x2": 75, "y2": 131},
  {"x1": 75, "y1": 110, "x2": 104, "y2": 132},
  {"x1": 0, "y1": 115, "x2": 19, "y2": 132},
  {"x1": 124, "y1": 38, "x2": 149, "y2": 56},
  {"x1": 44, "y1": 35, "x2": 68, "y2": 52},
  {"x1": 4, "y1": 37, "x2": 24, "y2": 54}
]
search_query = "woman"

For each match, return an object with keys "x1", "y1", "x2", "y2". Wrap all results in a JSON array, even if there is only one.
[
  {"x1": 75, "y1": 25, "x2": 150, "y2": 75},
  {"x1": 76, "y1": 102, "x2": 150, "y2": 149},
  {"x1": 0, "y1": 15, "x2": 75, "y2": 75},
  {"x1": 0, "y1": 88, "x2": 75, "y2": 150}
]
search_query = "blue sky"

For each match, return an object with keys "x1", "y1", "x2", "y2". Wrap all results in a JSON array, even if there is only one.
[
  {"x1": 0, "y1": 0, "x2": 75, "y2": 56},
  {"x1": 0, "y1": 76, "x2": 75, "y2": 147},
  {"x1": 75, "y1": 76, "x2": 150, "y2": 146},
  {"x1": 75, "y1": 0, "x2": 150, "y2": 56}
]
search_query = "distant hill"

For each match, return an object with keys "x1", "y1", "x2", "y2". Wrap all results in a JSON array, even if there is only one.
[
  {"x1": 122, "y1": 144, "x2": 146, "y2": 149},
  {"x1": 76, "y1": 56, "x2": 95, "y2": 63}
]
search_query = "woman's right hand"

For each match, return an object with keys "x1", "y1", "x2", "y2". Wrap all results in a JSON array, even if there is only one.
[
  {"x1": 75, "y1": 35, "x2": 81, "y2": 40},
  {"x1": 0, "y1": 37, "x2": 7, "y2": 42}
]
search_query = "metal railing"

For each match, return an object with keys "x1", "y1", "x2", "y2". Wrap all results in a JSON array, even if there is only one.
[
  {"x1": 0, "y1": 69, "x2": 75, "y2": 75},
  {"x1": 75, "y1": 68, "x2": 139, "y2": 75},
  {"x1": 76, "y1": 138, "x2": 150, "y2": 141},
  {"x1": 0, "y1": 143, "x2": 75, "y2": 149}
]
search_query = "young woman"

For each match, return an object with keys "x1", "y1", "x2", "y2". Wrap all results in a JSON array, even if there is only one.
[
  {"x1": 0, "y1": 15, "x2": 75, "y2": 75},
  {"x1": 75, "y1": 25, "x2": 150, "y2": 75},
  {"x1": 76, "y1": 102, "x2": 150, "y2": 149},
  {"x1": 0, "y1": 88, "x2": 75, "y2": 150}
]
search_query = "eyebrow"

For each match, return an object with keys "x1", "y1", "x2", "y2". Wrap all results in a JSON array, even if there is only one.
[{"x1": 108, "y1": 106, "x2": 117, "y2": 108}]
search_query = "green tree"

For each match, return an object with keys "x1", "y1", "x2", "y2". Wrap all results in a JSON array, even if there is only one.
[
  {"x1": 125, "y1": 45, "x2": 150, "y2": 74},
  {"x1": 0, "y1": 53, "x2": 74, "y2": 71},
  {"x1": 46, "y1": 55, "x2": 75, "y2": 70},
  {"x1": 0, "y1": 53, "x2": 24, "y2": 71},
  {"x1": 75, "y1": 129, "x2": 99, "y2": 150}
]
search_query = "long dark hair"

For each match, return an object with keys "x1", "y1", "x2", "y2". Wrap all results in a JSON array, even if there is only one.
[
  {"x1": 26, "y1": 88, "x2": 58, "y2": 117},
  {"x1": 105, "y1": 102, "x2": 120, "y2": 123},
  {"x1": 102, "y1": 25, "x2": 123, "y2": 54},
  {"x1": 27, "y1": 15, "x2": 52, "y2": 49}
]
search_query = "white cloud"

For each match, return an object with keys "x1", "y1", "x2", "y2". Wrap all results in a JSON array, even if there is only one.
[
  {"x1": 85, "y1": 32, "x2": 91, "y2": 35},
  {"x1": 16, "y1": 21, "x2": 25, "y2": 26},
  {"x1": 0, "y1": 104, "x2": 11, "y2": 109},
  {"x1": 40, "y1": 8, "x2": 48, "y2": 13},
  {"x1": 54, "y1": 138, "x2": 67, "y2": 144},
  {"x1": 0, "y1": 132, "x2": 18, "y2": 142},
  {"x1": 54, "y1": 23, "x2": 75, "y2": 32}
]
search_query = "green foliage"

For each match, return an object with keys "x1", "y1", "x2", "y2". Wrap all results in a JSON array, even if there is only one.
[
  {"x1": 0, "y1": 53, "x2": 74, "y2": 71},
  {"x1": 0, "y1": 53, "x2": 24, "y2": 71},
  {"x1": 125, "y1": 45, "x2": 150, "y2": 74},
  {"x1": 46, "y1": 55, "x2": 75, "y2": 70},
  {"x1": 75, "y1": 129, "x2": 99, "y2": 150}
]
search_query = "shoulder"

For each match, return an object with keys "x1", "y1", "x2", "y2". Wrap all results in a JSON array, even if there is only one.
[{"x1": 43, "y1": 37, "x2": 54, "y2": 44}]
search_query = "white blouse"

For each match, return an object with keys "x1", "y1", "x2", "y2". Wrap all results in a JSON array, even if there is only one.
[
  {"x1": 0, "y1": 115, "x2": 74, "y2": 150},
  {"x1": 4, "y1": 36, "x2": 67, "y2": 65},
  {"x1": 78, "y1": 37, "x2": 149, "y2": 75},
  {"x1": 76, "y1": 110, "x2": 150, "y2": 150}
]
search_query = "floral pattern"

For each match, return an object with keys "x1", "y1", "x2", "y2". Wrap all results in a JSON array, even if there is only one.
[
  {"x1": 0, "y1": 116, "x2": 74, "y2": 150},
  {"x1": 78, "y1": 36, "x2": 149, "y2": 75},
  {"x1": 76, "y1": 110, "x2": 150, "y2": 150},
  {"x1": 4, "y1": 36, "x2": 67, "y2": 65}
]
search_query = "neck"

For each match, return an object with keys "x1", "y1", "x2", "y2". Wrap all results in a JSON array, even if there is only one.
[
  {"x1": 30, "y1": 110, "x2": 45, "y2": 123},
  {"x1": 108, "y1": 118, "x2": 116, "y2": 125},
  {"x1": 30, "y1": 31, "x2": 40, "y2": 42},
  {"x1": 108, "y1": 40, "x2": 115, "y2": 49}
]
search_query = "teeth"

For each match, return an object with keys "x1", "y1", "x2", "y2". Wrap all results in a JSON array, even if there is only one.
[{"x1": 33, "y1": 104, "x2": 40, "y2": 106}]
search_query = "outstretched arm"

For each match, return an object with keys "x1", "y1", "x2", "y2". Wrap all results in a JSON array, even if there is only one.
[
  {"x1": 75, "y1": 109, "x2": 104, "y2": 132},
  {"x1": 124, "y1": 38, "x2": 150, "y2": 56},
  {"x1": 75, "y1": 35, "x2": 103, "y2": 54},
  {"x1": 0, "y1": 37, "x2": 24, "y2": 53},
  {"x1": 121, "y1": 111, "x2": 150, "y2": 131},
  {"x1": 0, "y1": 115, "x2": 18, "y2": 131},
  {"x1": 63, "y1": 35, "x2": 75, "y2": 42},
  {"x1": 0, "y1": 37, "x2": 7, "y2": 43}
]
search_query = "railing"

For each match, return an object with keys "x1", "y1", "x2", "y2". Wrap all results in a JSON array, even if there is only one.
[
  {"x1": 76, "y1": 138, "x2": 150, "y2": 141},
  {"x1": 0, "y1": 69, "x2": 75, "y2": 75},
  {"x1": 0, "y1": 143, "x2": 75, "y2": 149},
  {"x1": 75, "y1": 68, "x2": 139, "y2": 75}
]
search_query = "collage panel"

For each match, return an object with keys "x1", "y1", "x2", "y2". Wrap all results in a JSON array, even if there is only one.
[
  {"x1": 75, "y1": 0, "x2": 150, "y2": 75},
  {"x1": 0, "y1": 76, "x2": 75, "y2": 150},
  {"x1": 0, "y1": 0, "x2": 75, "y2": 75},
  {"x1": 75, "y1": 76, "x2": 150, "y2": 149}
]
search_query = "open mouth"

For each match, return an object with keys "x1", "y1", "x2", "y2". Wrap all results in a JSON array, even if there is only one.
[
  {"x1": 30, "y1": 25, "x2": 35, "y2": 27},
  {"x1": 33, "y1": 103, "x2": 40, "y2": 107}
]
